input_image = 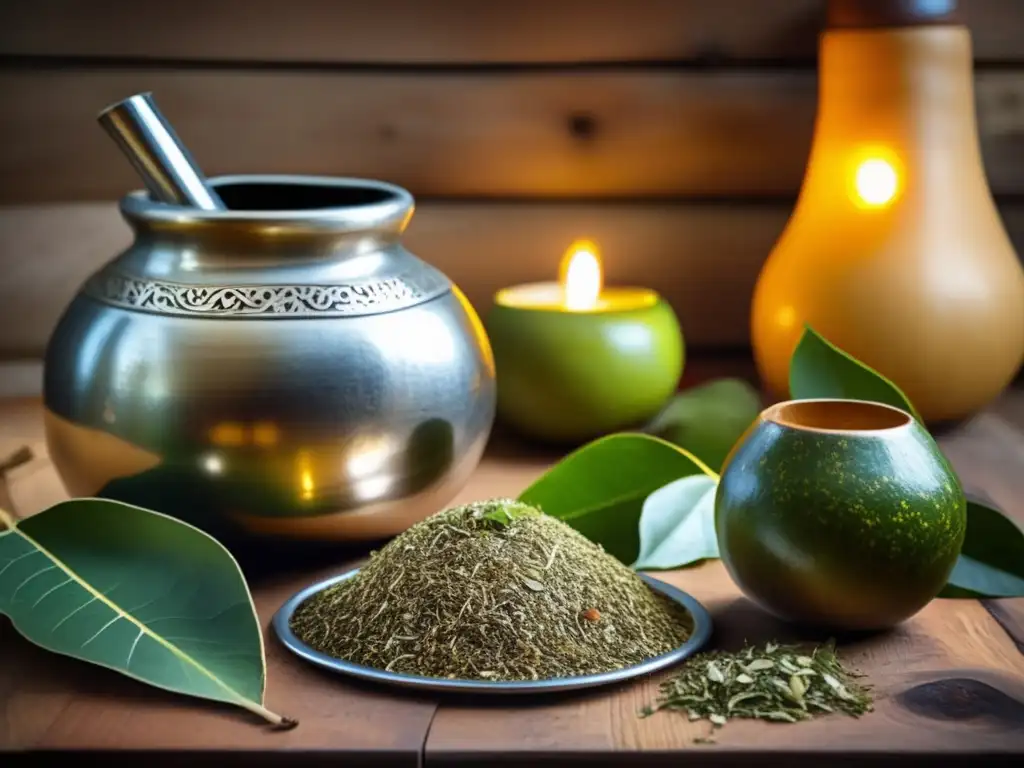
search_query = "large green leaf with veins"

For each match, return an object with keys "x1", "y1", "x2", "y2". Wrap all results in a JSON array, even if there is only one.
[
  {"x1": 518, "y1": 433, "x2": 716, "y2": 565},
  {"x1": 0, "y1": 501, "x2": 292, "y2": 727}
]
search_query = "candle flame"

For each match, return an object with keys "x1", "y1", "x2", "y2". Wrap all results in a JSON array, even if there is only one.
[{"x1": 560, "y1": 240, "x2": 602, "y2": 311}]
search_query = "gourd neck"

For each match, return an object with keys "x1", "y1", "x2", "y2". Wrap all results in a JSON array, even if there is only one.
[
  {"x1": 815, "y1": 25, "x2": 979, "y2": 156},
  {"x1": 797, "y1": 24, "x2": 990, "y2": 215}
]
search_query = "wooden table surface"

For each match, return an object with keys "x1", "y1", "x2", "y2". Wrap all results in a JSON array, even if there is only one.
[{"x1": 2, "y1": 366, "x2": 1024, "y2": 766}]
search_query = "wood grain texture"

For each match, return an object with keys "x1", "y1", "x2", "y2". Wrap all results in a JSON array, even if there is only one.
[
  {"x1": 2, "y1": 380, "x2": 1024, "y2": 762},
  {"x1": 0, "y1": 0, "x2": 825, "y2": 64},
  {"x1": 0, "y1": 433, "x2": 73, "y2": 750},
  {"x1": 986, "y1": 601, "x2": 1024, "y2": 654},
  {"x1": 12, "y1": 571, "x2": 434, "y2": 760},
  {"x1": 0, "y1": 200, "x2": 792, "y2": 357},
  {"x1": 3, "y1": 68, "x2": 1024, "y2": 202},
  {"x1": 4, "y1": 200, "x2": 1024, "y2": 359},
  {"x1": 425, "y1": 387, "x2": 1024, "y2": 765},
  {"x1": 1, "y1": 585, "x2": 435, "y2": 763},
  {"x1": 1, "y1": 0, "x2": 1023, "y2": 64},
  {"x1": 0, "y1": 68, "x2": 812, "y2": 202},
  {"x1": 0, "y1": 399, "x2": 527, "y2": 757},
  {"x1": 0, "y1": 437, "x2": 436, "y2": 762},
  {"x1": 426, "y1": 576, "x2": 1024, "y2": 764}
]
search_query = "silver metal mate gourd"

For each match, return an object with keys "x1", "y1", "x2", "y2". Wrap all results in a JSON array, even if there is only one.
[{"x1": 42, "y1": 92, "x2": 497, "y2": 546}]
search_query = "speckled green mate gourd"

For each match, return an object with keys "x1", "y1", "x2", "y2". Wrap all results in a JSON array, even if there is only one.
[{"x1": 715, "y1": 399, "x2": 966, "y2": 631}]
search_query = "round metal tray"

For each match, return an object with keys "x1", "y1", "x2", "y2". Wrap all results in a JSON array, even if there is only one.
[{"x1": 272, "y1": 567, "x2": 713, "y2": 694}]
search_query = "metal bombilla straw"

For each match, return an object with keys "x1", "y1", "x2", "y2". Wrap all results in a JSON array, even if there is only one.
[{"x1": 97, "y1": 91, "x2": 226, "y2": 210}]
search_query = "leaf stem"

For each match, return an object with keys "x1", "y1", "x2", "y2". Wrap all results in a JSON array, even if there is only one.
[
  {"x1": 0, "y1": 506, "x2": 16, "y2": 530},
  {"x1": 243, "y1": 699, "x2": 298, "y2": 729}
]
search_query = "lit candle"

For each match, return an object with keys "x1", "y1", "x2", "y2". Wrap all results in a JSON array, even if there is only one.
[{"x1": 484, "y1": 240, "x2": 685, "y2": 444}]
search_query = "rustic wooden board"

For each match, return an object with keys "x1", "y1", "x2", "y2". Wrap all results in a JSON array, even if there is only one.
[
  {"x1": 0, "y1": 569, "x2": 437, "y2": 764},
  {"x1": 425, "y1": 387, "x2": 1024, "y2": 765},
  {"x1": 1, "y1": 0, "x2": 1023, "y2": 64},
  {"x1": 1, "y1": 435, "x2": 443, "y2": 763},
  {"x1": 5, "y1": 199, "x2": 1024, "y2": 360},
  {"x1": 0, "y1": 454, "x2": 437, "y2": 763},
  {"x1": 0, "y1": 68, "x2": 812, "y2": 202},
  {"x1": 2, "y1": 380, "x2": 1023, "y2": 762},
  {"x1": 3, "y1": 68, "x2": 1024, "y2": 202},
  {"x1": 0, "y1": 200, "x2": 793, "y2": 357},
  {"x1": 0, "y1": 399, "x2": 531, "y2": 759},
  {"x1": 427, "y1": 571, "x2": 1024, "y2": 765}
]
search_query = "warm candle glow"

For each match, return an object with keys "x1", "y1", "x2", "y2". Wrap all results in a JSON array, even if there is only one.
[
  {"x1": 297, "y1": 450, "x2": 315, "y2": 500},
  {"x1": 854, "y1": 157, "x2": 899, "y2": 208},
  {"x1": 559, "y1": 240, "x2": 603, "y2": 311},
  {"x1": 493, "y1": 237, "x2": 658, "y2": 312},
  {"x1": 300, "y1": 470, "x2": 315, "y2": 500}
]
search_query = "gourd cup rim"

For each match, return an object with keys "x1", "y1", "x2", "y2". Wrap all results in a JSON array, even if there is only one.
[{"x1": 762, "y1": 398, "x2": 914, "y2": 435}]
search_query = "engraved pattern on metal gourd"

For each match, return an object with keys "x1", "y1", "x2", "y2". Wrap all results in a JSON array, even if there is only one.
[{"x1": 82, "y1": 270, "x2": 450, "y2": 318}]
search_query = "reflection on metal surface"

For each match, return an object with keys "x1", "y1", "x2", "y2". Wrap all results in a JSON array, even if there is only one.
[
  {"x1": 452, "y1": 284, "x2": 495, "y2": 379},
  {"x1": 296, "y1": 449, "x2": 315, "y2": 501},
  {"x1": 252, "y1": 422, "x2": 279, "y2": 447},
  {"x1": 381, "y1": 311, "x2": 459, "y2": 367},
  {"x1": 209, "y1": 421, "x2": 281, "y2": 448},
  {"x1": 200, "y1": 453, "x2": 225, "y2": 476},
  {"x1": 43, "y1": 409, "x2": 162, "y2": 495},
  {"x1": 345, "y1": 434, "x2": 395, "y2": 480},
  {"x1": 300, "y1": 470, "x2": 315, "y2": 501},
  {"x1": 43, "y1": 176, "x2": 496, "y2": 544},
  {"x1": 97, "y1": 92, "x2": 226, "y2": 211},
  {"x1": 209, "y1": 422, "x2": 246, "y2": 447}
]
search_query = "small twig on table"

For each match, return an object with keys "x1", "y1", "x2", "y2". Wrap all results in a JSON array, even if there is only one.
[
  {"x1": 0, "y1": 445, "x2": 33, "y2": 475},
  {"x1": 0, "y1": 445, "x2": 33, "y2": 527}
]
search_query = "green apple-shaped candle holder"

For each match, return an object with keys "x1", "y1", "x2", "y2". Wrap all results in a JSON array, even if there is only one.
[{"x1": 484, "y1": 240, "x2": 684, "y2": 444}]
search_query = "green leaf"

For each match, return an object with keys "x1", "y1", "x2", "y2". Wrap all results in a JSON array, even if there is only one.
[
  {"x1": 938, "y1": 499, "x2": 1024, "y2": 598},
  {"x1": 645, "y1": 378, "x2": 762, "y2": 472},
  {"x1": 481, "y1": 501, "x2": 541, "y2": 527},
  {"x1": 0, "y1": 502, "x2": 293, "y2": 727},
  {"x1": 788, "y1": 325, "x2": 923, "y2": 423},
  {"x1": 632, "y1": 474, "x2": 719, "y2": 571},
  {"x1": 518, "y1": 433, "x2": 716, "y2": 565}
]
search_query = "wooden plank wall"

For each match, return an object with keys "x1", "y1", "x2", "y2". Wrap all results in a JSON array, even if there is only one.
[{"x1": 2, "y1": 0, "x2": 1024, "y2": 363}]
